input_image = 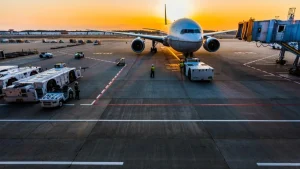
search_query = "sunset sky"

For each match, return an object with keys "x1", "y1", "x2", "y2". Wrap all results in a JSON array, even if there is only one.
[{"x1": 0, "y1": 0, "x2": 299, "y2": 31}]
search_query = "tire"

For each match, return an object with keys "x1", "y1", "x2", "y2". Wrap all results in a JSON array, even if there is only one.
[
  {"x1": 188, "y1": 69, "x2": 192, "y2": 81},
  {"x1": 59, "y1": 100, "x2": 63, "y2": 107},
  {"x1": 69, "y1": 91, "x2": 74, "y2": 99},
  {"x1": 39, "y1": 55, "x2": 43, "y2": 58},
  {"x1": 154, "y1": 48, "x2": 157, "y2": 53},
  {"x1": 280, "y1": 60, "x2": 286, "y2": 65}
]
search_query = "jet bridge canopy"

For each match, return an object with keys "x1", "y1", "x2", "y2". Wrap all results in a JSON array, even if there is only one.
[
  {"x1": 236, "y1": 19, "x2": 300, "y2": 43},
  {"x1": 236, "y1": 18, "x2": 300, "y2": 76}
]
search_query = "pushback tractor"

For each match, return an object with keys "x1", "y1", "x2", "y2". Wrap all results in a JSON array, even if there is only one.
[{"x1": 183, "y1": 58, "x2": 214, "y2": 81}]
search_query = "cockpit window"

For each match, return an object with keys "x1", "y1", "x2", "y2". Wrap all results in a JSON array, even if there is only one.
[{"x1": 180, "y1": 29, "x2": 201, "y2": 34}]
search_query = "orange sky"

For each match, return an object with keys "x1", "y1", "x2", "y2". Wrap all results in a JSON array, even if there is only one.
[{"x1": 0, "y1": 0, "x2": 299, "y2": 31}]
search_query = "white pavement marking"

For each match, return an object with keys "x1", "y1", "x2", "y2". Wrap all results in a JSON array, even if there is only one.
[
  {"x1": 0, "y1": 161, "x2": 123, "y2": 166},
  {"x1": 0, "y1": 104, "x2": 8, "y2": 106},
  {"x1": 257, "y1": 163, "x2": 300, "y2": 167},
  {"x1": 57, "y1": 51, "x2": 73, "y2": 56},
  {"x1": 243, "y1": 54, "x2": 278, "y2": 65},
  {"x1": 276, "y1": 72, "x2": 289, "y2": 73},
  {"x1": 93, "y1": 64, "x2": 127, "y2": 104},
  {"x1": 243, "y1": 54, "x2": 300, "y2": 85},
  {"x1": 3, "y1": 119, "x2": 300, "y2": 122},
  {"x1": 64, "y1": 104, "x2": 75, "y2": 106},
  {"x1": 93, "y1": 53, "x2": 113, "y2": 55},
  {"x1": 80, "y1": 104, "x2": 92, "y2": 106},
  {"x1": 85, "y1": 57, "x2": 116, "y2": 64},
  {"x1": 166, "y1": 47, "x2": 181, "y2": 61}
]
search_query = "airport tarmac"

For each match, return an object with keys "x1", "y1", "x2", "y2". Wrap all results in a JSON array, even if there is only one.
[{"x1": 0, "y1": 39, "x2": 300, "y2": 169}]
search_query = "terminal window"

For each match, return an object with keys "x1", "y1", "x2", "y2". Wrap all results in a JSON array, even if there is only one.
[
  {"x1": 278, "y1": 25, "x2": 285, "y2": 33},
  {"x1": 257, "y1": 27, "x2": 262, "y2": 33}
]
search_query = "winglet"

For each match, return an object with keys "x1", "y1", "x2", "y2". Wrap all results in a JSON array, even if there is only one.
[{"x1": 165, "y1": 4, "x2": 167, "y2": 25}]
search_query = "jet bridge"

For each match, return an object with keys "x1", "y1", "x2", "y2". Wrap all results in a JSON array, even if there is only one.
[{"x1": 236, "y1": 18, "x2": 300, "y2": 75}]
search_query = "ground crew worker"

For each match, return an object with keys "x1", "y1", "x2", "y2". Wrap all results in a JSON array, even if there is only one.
[
  {"x1": 74, "y1": 81, "x2": 80, "y2": 100},
  {"x1": 150, "y1": 64, "x2": 155, "y2": 78},
  {"x1": 179, "y1": 61, "x2": 184, "y2": 72}
]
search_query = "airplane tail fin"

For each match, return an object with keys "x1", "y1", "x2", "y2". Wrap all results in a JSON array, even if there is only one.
[{"x1": 165, "y1": 4, "x2": 167, "y2": 25}]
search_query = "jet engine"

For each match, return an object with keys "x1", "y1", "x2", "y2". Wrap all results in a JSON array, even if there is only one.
[
  {"x1": 203, "y1": 37, "x2": 220, "y2": 52},
  {"x1": 131, "y1": 38, "x2": 145, "y2": 54}
]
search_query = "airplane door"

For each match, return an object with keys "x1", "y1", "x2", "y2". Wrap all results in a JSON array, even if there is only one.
[{"x1": 276, "y1": 25, "x2": 285, "y2": 41}]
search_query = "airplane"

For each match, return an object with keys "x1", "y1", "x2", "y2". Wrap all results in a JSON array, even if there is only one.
[{"x1": 108, "y1": 4, "x2": 236, "y2": 57}]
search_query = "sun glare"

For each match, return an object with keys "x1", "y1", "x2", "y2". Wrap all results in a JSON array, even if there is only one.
[{"x1": 165, "y1": 0, "x2": 194, "y2": 22}]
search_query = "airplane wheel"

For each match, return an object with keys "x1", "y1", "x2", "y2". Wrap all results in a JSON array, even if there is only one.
[
  {"x1": 276, "y1": 59, "x2": 286, "y2": 65},
  {"x1": 59, "y1": 100, "x2": 63, "y2": 107}
]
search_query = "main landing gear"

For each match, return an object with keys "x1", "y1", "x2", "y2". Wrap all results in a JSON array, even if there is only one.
[
  {"x1": 289, "y1": 54, "x2": 300, "y2": 75},
  {"x1": 151, "y1": 40, "x2": 158, "y2": 53},
  {"x1": 275, "y1": 48, "x2": 287, "y2": 65},
  {"x1": 184, "y1": 52, "x2": 194, "y2": 58}
]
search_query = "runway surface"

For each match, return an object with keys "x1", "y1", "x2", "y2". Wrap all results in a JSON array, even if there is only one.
[{"x1": 0, "y1": 39, "x2": 300, "y2": 169}]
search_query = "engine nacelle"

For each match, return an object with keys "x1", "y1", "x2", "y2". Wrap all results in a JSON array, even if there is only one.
[
  {"x1": 131, "y1": 38, "x2": 145, "y2": 54},
  {"x1": 203, "y1": 37, "x2": 220, "y2": 52}
]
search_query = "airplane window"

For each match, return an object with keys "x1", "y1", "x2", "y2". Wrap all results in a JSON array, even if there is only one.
[
  {"x1": 187, "y1": 29, "x2": 194, "y2": 33},
  {"x1": 194, "y1": 29, "x2": 200, "y2": 33},
  {"x1": 181, "y1": 29, "x2": 200, "y2": 34}
]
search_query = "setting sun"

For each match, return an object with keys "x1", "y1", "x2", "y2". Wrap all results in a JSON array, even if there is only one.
[
  {"x1": 165, "y1": 0, "x2": 195, "y2": 22},
  {"x1": 0, "y1": 0, "x2": 299, "y2": 30}
]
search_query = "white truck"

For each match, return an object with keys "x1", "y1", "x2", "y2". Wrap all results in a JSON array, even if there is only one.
[
  {"x1": 39, "y1": 52, "x2": 53, "y2": 58},
  {"x1": 0, "y1": 66, "x2": 41, "y2": 94},
  {"x1": 40, "y1": 86, "x2": 74, "y2": 108},
  {"x1": 3, "y1": 63, "x2": 81, "y2": 102},
  {"x1": 183, "y1": 58, "x2": 214, "y2": 81}
]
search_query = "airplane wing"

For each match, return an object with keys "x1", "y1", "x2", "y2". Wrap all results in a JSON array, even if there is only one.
[
  {"x1": 203, "y1": 30, "x2": 236, "y2": 37},
  {"x1": 106, "y1": 31, "x2": 165, "y2": 43}
]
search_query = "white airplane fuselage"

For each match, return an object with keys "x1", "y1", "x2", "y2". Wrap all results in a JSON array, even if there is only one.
[{"x1": 166, "y1": 18, "x2": 203, "y2": 53}]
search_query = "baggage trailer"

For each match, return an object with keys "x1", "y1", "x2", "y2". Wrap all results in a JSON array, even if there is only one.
[
  {"x1": 183, "y1": 58, "x2": 214, "y2": 81},
  {"x1": 3, "y1": 63, "x2": 81, "y2": 102},
  {"x1": 0, "y1": 65, "x2": 18, "y2": 72},
  {"x1": 0, "y1": 66, "x2": 41, "y2": 94},
  {"x1": 0, "y1": 51, "x2": 5, "y2": 59}
]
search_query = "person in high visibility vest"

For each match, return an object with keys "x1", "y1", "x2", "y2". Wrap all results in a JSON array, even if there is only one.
[
  {"x1": 179, "y1": 61, "x2": 184, "y2": 72},
  {"x1": 150, "y1": 64, "x2": 155, "y2": 78},
  {"x1": 74, "y1": 81, "x2": 80, "y2": 100}
]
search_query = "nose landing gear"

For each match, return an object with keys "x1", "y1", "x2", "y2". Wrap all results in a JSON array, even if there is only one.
[
  {"x1": 151, "y1": 40, "x2": 158, "y2": 53},
  {"x1": 184, "y1": 52, "x2": 194, "y2": 58}
]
